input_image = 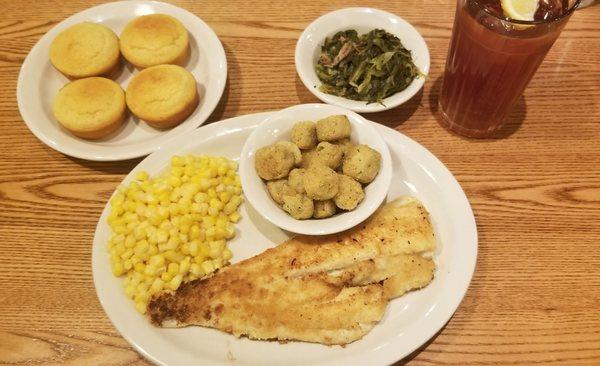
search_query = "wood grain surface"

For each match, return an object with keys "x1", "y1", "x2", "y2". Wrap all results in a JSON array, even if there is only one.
[{"x1": 1, "y1": 0, "x2": 599, "y2": 364}]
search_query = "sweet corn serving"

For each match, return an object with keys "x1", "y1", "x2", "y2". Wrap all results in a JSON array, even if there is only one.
[{"x1": 107, "y1": 154, "x2": 243, "y2": 314}]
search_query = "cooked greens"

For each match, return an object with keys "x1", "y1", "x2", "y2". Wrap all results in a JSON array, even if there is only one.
[{"x1": 315, "y1": 29, "x2": 420, "y2": 104}]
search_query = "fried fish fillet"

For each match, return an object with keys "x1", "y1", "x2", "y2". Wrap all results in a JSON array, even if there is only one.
[{"x1": 147, "y1": 196, "x2": 436, "y2": 345}]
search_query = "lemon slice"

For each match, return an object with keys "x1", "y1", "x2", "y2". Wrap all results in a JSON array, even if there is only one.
[{"x1": 500, "y1": 0, "x2": 539, "y2": 21}]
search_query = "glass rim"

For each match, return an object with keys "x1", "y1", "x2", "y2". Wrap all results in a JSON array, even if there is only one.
[{"x1": 472, "y1": 0, "x2": 582, "y2": 25}]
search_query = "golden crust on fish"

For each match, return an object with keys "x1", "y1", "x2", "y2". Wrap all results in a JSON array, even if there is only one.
[{"x1": 147, "y1": 196, "x2": 436, "y2": 345}]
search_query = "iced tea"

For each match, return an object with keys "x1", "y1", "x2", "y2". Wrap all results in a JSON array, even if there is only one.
[{"x1": 439, "y1": 0, "x2": 580, "y2": 138}]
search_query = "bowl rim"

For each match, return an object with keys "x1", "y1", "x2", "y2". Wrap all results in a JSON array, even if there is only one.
[
  {"x1": 239, "y1": 103, "x2": 393, "y2": 235},
  {"x1": 294, "y1": 7, "x2": 430, "y2": 113}
]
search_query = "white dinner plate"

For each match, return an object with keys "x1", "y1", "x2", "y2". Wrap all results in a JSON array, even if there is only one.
[
  {"x1": 17, "y1": 1, "x2": 227, "y2": 161},
  {"x1": 92, "y1": 111, "x2": 477, "y2": 366}
]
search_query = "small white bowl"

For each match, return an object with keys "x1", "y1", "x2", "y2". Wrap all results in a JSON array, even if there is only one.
[
  {"x1": 239, "y1": 103, "x2": 392, "y2": 235},
  {"x1": 295, "y1": 7, "x2": 430, "y2": 113}
]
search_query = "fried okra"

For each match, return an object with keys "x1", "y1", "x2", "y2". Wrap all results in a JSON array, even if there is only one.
[
  {"x1": 255, "y1": 143, "x2": 298, "y2": 180},
  {"x1": 334, "y1": 174, "x2": 364, "y2": 210},
  {"x1": 333, "y1": 138, "x2": 355, "y2": 157},
  {"x1": 291, "y1": 121, "x2": 318, "y2": 150},
  {"x1": 275, "y1": 141, "x2": 302, "y2": 165},
  {"x1": 267, "y1": 179, "x2": 297, "y2": 205},
  {"x1": 304, "y1": 165, "x2": 339, "y2": 200},
  {"x1": 314, "y1": 141, "x2": 343, "y2": 170},
  {"x1": 300, "y1": 148, "x2": 318, "y2": 169},
  {"x1": 316, "y1": 115, "x2": 351, "y2": 141},
  {"x1": 282, "y1": 194, "x2": 314, "y2": 219},
  {"x1": 288, "y1": 168, "x2": 306, "y2": 194},
  {"x1": 313, "y1": 199, "x2": 337, "y2": 218},
  {"x1": 342, "y1": 144, "x2": 381, "y2": 184}
]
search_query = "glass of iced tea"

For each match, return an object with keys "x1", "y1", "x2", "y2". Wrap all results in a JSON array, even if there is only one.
[{"x1": 439, "y1": 0, "x2": 581, "y2": 138}]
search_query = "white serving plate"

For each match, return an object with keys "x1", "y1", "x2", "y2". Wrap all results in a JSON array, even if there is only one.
[
  {"x1": 295, "y1": 7, "x2": 430, "y2": 113},
  {"x1": 92, "y1": 111, "x2": 477, "y2": 366},
  {"x1": 17, "y1": 0, "x2": 227, "y2": 161}
]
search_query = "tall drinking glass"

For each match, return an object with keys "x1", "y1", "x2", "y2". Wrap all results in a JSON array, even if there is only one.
[{"x1": 439, "y1": 0, "x2": 581, "y2": 138}]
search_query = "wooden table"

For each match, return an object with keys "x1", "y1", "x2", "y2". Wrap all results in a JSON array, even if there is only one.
[{"x1": 1, "y1": 1, "x2": 599, "y2": 364}]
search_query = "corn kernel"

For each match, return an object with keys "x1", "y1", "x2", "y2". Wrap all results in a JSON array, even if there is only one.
[
  {"x1": 125, "y1": 235, "x2": 136, "y2": 248},
  {"x1": 229, "y1": 212, "x2": 241, "y2": 223},
  {"x1": 156, "y1": 229, "x2": 168, "y2": 243},
  {"x1": 189, "y1": 240, "x2": 200, "y2": 256},
  {"x1": 114, "y1": 243, "x2": 126, "y2": 256},
  {"x1": 179, "y1": 224, "x2": 190, "y2": 235},
  {"x1": 149, "y1": 255, "x2": 165, "y2": 268},
  {"x1": 144, "y1": 265, "x2": 157, "y2": 276},
  {"x1": 125, "y1": 284, "x2": 136, "y2": 299},
  {"x1": 189, "y1": 225, "x2": 201, "y2": 240},
  {"x1": 133, "y1": 226, "x2": 146, "y2": 240},
  {"x1": 161, "y1": 272, "x2": 173, "y2": 282},
  {"x1": 134, "y1": 262, "x2": 146, "y2": 273},
  {"x1": 135, "y1": 301, "x2": 147, "y2": 314},
  {"x1": 111, "y1": 193, "x2": 125, "y2": 206},
  {"x1": 168, "y1": 176, "x2": 182, "y2": 187},
  {"x1": 165, "y1": 251, "x2": 181, "y2": 263},
  {"x1": 168, "y1": 274, "x2": 183, "y2": 290},
  {"x1": 184, "y1": 155, "x2": 194, "y2": 166},
  {"x1": 194, "y1": 254, "x2": 206, "y2": 264},
  {"x1": 180, "y1": 242, "x2": 190, "y2": 255},
  {"x1": 171, "y1": 166, "x2": 184, "y2": 177},
  {"x1": 231, "y1": 196, "x2": 243, "y2": 207},
  {"x1": 112, "y1": 262, "x2": 124, "y2": 276},
  {"x1": 190, "y1": 263, "x2": 204, "y2": 277},
  {"x1": 205, "y1": 227, "x2": 216, "y2": 239},
  {"x1": 136, "y1": 171, "x2": 149, "y2": 181},
  {"x1": 150, "y1": 278, "x2": 164, "y2": 293},
  {"x1": 201, "y1": 261, "x2": 215, "y2": 274},
  {"x1": 148, "y1": 244, "x2": 158, "y2": 256},
  {"x1": 208, "y1": 241, "x2": 224, "y2": 259},
  {"x1": 124, "y1": 259, "x2": 133, "y2": 271},
  {"x1": 194, "y1": 192, "x2": 208, "y2": 203},
  {"x1": 168, "y1": 262, "x2": 179, "y2": 275},
  {"x1": 171, "y1": 155, "x2": 183, "y2": 166},
  {"x1": 179, "y1": 258, "x2": 191, "y2": 275}
]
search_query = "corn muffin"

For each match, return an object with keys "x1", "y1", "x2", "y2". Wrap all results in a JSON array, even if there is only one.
[
  {"x1": 50, "y1": 22, "x2": 120, "y2": 79},
  {"x1": 126, "y1": 64, "x2": 198, "y2": 129},
  {"x1": 53, "y1": 77, "x2": 126, "y2": 139},
  {"x1": 120, "y1": 14, "x2": 189, "y2": 69}
]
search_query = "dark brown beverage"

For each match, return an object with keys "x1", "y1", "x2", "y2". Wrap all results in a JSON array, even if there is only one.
[{"x1": 439, "y1": 0, "x2": 580, "y2": 138}]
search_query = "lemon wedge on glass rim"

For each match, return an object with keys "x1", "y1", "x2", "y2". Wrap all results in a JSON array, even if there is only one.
[{"x1": 500, "y1": 0, "x2": 539, "y2": 21}]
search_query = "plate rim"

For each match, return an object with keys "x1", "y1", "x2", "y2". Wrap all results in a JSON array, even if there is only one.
[
  {"x1": 294, "y1": 7, "x2": 431, "y2": 113},
  {"x1": 92, "y1": 111, "x2": 477, "y2": 366},
  {"x1": 16, "y1": 0, "x2": 227, "y2": 161}
]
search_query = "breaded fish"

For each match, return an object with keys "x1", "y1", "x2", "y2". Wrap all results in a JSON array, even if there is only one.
[{"x1": 147, "y1": 196, "x2": 436, "y2": 345}]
